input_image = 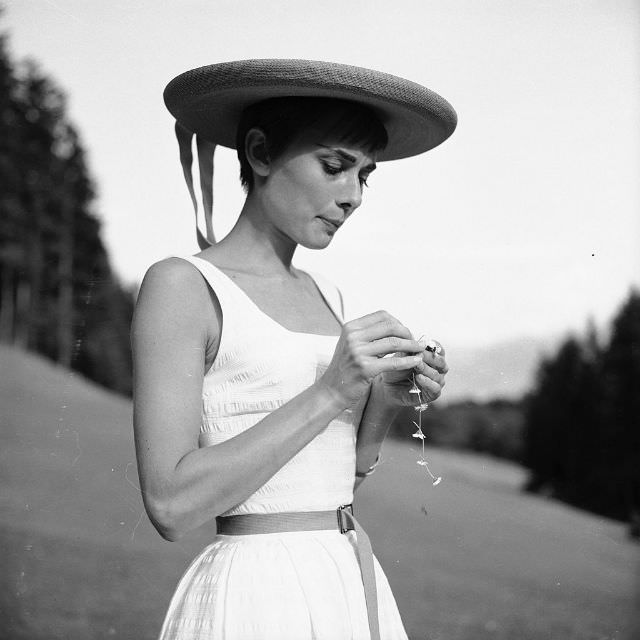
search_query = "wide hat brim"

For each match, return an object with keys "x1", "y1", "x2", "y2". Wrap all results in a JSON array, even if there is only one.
[{"x1": 164, "y1": 59, "x2": 457, "y2": 161}]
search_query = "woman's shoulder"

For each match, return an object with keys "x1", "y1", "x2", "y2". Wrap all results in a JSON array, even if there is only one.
[
  {"x1": 136, "y1": 257, "x2": 218, "y2": 329},
  {"x1": 143, "y1": 256, "x2": 203, "y2": 287},
  {"x1": 142, "y1": 255, "x2": 224, "y2": 301}
]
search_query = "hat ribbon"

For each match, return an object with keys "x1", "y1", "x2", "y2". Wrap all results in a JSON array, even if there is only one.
[{"x1": 175, "y1": 122, "x2": 217, "y2": 248}]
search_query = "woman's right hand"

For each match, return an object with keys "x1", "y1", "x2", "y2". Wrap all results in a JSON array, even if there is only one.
[{"x1": 319, "y1": 310, "x2": 425, "y2": 408}]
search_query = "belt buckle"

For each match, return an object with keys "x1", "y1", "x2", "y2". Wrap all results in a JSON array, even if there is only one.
[{"x1": 337, "y1": 504, "x2": 354, "y2": 534}]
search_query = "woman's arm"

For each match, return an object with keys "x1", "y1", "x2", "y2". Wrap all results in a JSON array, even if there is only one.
[
  {"x1": 132, "y1": 259, "x2": 425, "y2": 540},
  {"x1": 354, "y1": 380, "x2": 400, "y2": 490}
]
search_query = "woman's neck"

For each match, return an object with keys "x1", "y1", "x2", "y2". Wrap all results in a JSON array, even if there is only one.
[{"x1": 202, "y1": 195, "x2": 298, "y2": 277}]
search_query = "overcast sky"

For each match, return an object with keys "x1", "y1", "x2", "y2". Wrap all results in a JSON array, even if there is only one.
[{"x1": 4, "y1": 0, "x2": 639, "y2": 349}]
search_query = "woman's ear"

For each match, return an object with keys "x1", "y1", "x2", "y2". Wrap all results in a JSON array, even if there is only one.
[{"x1": 244, "y1": 128, "x2": 271, "y2": 180}]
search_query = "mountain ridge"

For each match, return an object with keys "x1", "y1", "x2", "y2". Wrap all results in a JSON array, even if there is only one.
[{"x1": 442, "y1": 335, "x2": 561, "y2": 403}]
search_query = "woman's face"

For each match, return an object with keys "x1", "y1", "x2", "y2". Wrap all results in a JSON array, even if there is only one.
[{"x1": 258, "y1": 128, "x2": 377, "y2": 250}]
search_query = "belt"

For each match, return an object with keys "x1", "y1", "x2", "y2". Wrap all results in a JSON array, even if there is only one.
[{"x1": 216, "y1": 505, "x2": 380, "y2": 640}]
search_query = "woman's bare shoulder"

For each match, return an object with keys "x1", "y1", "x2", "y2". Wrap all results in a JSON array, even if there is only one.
[
  {"x1": 142, "y1": 256, "x2": 203, "y2": 288},
  {"x1": 134, "y1": 257, "x2": 217, "y2": 333}
]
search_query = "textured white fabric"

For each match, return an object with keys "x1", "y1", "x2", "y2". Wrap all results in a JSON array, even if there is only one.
[{"x1": 158, "y1": 256, "x2": 408, "y2": 640}]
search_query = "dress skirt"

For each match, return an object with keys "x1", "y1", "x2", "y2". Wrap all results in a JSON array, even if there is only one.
[{"x1": 158, "y1": 529, "x2": 409, "y2": 640}]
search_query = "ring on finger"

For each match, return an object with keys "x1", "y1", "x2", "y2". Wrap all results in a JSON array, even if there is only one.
[{"x1": 425, "y1": 339, "x2": 443, "y2": 355}]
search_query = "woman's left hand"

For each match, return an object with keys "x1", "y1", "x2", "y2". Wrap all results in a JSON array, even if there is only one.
[{"x1": 377, "y1": 341, "x2": 448, "y2": 407}]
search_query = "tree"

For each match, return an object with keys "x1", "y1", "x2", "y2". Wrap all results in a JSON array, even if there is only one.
[
  {"x1": 523, "y1": 292, "x2": 640, "y2": 530},
  {"x1": 0, "y1": 25, "x2": 134, "y2": 395},
  {"x1": 522, "y1": 337, "x2": 589, "y2": 496},
  {"x1": 599, "y1": 291, "x2": 640, "y2": 524}
]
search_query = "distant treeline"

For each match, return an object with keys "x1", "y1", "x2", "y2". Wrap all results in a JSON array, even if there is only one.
[
  {"x1": 0, "y1": 28, "x2": 134, "y2": 395},
  {"x1": 390, "y1": 398, "x2": 525, "y2": 462},
  {"x1": 391, "y1": 292, "x2": 639, "y2": 529},
  {"x1": 523, "y1": 291, "x2": 640, "y2": 526}
]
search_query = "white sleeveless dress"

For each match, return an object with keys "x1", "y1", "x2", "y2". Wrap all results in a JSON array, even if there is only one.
[{"x1": 158, "y1": 256, "x2": 408, "y2": 640}]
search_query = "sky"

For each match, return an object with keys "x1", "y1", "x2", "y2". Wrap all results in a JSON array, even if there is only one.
[{"x1": 3, "y1": 0, "x2": 639, "y2": 350}]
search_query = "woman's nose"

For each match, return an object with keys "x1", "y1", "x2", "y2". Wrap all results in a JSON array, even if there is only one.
[{"x1": 337, "y1": 176, "x2": 362, "y2": 214}]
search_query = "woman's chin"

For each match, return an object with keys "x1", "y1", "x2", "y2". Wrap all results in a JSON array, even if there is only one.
[{"x1": 299, "y1": 234, "x2": 334, "y2": 250}]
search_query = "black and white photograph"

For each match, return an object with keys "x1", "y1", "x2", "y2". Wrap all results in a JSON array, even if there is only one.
[{"x1": 1, "y1": 2, "x2": 638, "y2": 639}]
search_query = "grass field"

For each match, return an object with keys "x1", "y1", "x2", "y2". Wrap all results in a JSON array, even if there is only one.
[{"x1": 1, "y1": 345, "x2": 638, "y2": 640}]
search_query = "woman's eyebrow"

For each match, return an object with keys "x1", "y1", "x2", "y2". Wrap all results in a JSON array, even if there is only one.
[{"x1": 316, "y1": 144, "x2": 377, "y2": 172}]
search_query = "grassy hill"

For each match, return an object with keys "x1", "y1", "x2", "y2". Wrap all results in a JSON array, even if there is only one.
[{"x1": 0, "y1": 345, "x2": 637, "y2": 640}]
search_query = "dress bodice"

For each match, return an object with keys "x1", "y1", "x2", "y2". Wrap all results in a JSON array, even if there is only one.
[{"x1": 179, "y1": 256, "x2": 367, "y2": 516}]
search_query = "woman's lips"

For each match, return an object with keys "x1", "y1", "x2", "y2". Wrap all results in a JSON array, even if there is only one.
[{"x1": 319, "y1": 217, "x2": 341, "y2": 232}]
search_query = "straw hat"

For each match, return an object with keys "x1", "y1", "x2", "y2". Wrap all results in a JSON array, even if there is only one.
[
  {"x1": 164, "y1": 58, "x2": 457, "y2": 161},
  {"x1": 163, "y1": 59, "x2": 457, "y2": 247}
]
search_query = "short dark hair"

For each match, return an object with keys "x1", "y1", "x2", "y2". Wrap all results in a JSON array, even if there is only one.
[{"x1": 236, "y1": 97, "x2": 388, "y2": 192}]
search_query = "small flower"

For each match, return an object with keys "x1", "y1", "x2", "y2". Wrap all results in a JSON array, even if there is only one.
[{"x1": 407, "y1": 364, "x2": 442, "y2": 485}]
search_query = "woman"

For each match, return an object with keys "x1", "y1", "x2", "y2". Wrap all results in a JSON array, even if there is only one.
[{"x1": 132, "y1": 59, "x2": 456, "y2": 640}]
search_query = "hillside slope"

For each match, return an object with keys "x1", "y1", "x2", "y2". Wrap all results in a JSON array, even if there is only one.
[{"x1": 0, "y1": 346, "x2": 637, "y2": 640}]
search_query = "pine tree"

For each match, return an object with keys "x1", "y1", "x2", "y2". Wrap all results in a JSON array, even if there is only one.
[
  {"x1": 523, "y1": 293, "x2": 639, "y2": 530},
  {"x1": 0, "y1": 24, "x2": 134, "y2": 395},
  {"x1": 0, "y1": 28, "x2": 23, "y2": 344},
  {"x1": 523, "y1": 337, "x2": 586, "y2": 496},
  {"x1": 600, "y1": 291, "x2": 640, "y2": 526}
]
